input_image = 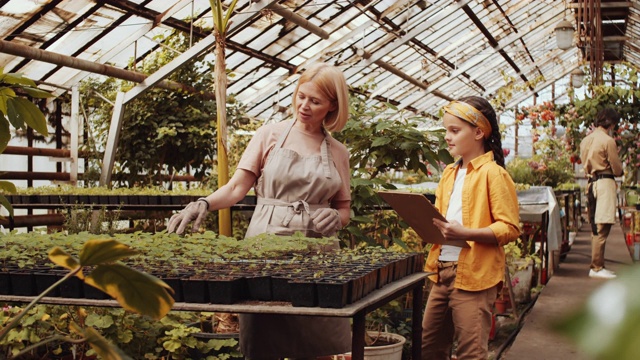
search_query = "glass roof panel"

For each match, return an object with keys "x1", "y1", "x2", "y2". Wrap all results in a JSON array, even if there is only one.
[{"x1": 0, "y1": 0, "x2": 637, "y2": 123}]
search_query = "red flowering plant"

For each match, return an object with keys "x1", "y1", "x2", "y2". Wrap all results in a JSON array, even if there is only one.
[
  {"x1": 512, "y1": 102, "x2": 576, "y2": 188},
  {"x1": 565, "y1": 62, "x2": 640, "y2": 186}
]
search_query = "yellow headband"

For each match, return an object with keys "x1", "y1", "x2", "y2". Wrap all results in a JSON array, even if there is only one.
[{"x1": 443, "y1": 101, "x2": 492, "y2": 139}]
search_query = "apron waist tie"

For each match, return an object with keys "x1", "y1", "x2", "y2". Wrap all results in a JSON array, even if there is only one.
[{"x1": 257, "y1": 198, "x2": 329, "y2": 227}]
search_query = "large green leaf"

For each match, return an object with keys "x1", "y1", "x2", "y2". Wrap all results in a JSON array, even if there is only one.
[
  {"x1": 1, "y1": 72, "x2": 37, "y2": 87},
  {"x1": 85, "y1": 264, "x2": 174, "y2": 320},
  {"x1": 22, "y1": 86, "x2": 54, "y2": 99},
  {"x1": 9, "y1": 97, "x2": 48, "y2": 136},
  {"x1": 0, "y1": 118, "x2": 8, "y2": 153},
  {"x1": 0, "y1": 87, "x2": 16, "y2": 116},
  {"x1": 5, "y1": 96, "x2": 23, "y2": 129},
  {"x1": 48, "y1": 247, "x2": 81, "y2": 273},
  {"x1": 79, "y1": 239, "x2": 139, "y2": 266},
  {"x1": 0, "y1": 179, "x2": 17, "y2": 215},
  {"x1": 0, "y1": 194, "x2": 13, "y2": 217},
  {"x1": 70, "y1": 323, "x2": 133, "y2": 360},
  {"x1": 0, "y1": 180, "x2": 16, "y2": 193}
]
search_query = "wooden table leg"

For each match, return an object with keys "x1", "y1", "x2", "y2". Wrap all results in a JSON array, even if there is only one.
[
  {"x1": 412, "y1": 280, "x2": 424, "y2": 360},
  {"x1": 352, "y1": 310, "x2": 365, "y2": 360}
]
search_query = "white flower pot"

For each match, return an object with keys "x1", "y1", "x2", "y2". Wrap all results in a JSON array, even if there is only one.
[
  {"x1": 510, "y1": 260, "x2": 534, "y2": 303},
  {"x1": 339, "y1": 331, "x2": 406, "y2": 360}
]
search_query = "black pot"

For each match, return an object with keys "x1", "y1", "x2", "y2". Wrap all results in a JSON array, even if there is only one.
[
  {"x1": 316, "y1": 279, "x2": 350, "y2": 308},
  {"x1": 270, "y1": 275, "x2": 292, "y2": 302},
  {"x1": 207, "y1": 276, "x2": 246, "y2": 304},
  {"x1": 182, "y1": 277, "x2": 209, "y2": 303},
  {"x1": 349, "y1": 275, "x2": 365, "y2": 304},
  {"x1": 160, "y1": 276, "x2": 184, "y2": 302},
  {"x1": 289, "y1": 279, "x2": 317, "y2": 307},
  {"x1": 9, "y1": 270, "x2": 35, "y2": 296},
  {"x1": 56, "y1": 272, "x2": 84, "y2": 298},
  {"x1": 245, "y1": 275, "x2": 272, "y2": 301},
  {"x1": 0, "y1": 271, "x2": 11, "y2": 295},
  {"x1": 125, "y1": 195, "x2": 138, "y2": 205},
  {"x1": 34, "y1": 271, "x2": 60, "y2": 297},
  {"x1": 187, "y1": 322, "x2": 241, "y2": 359}
]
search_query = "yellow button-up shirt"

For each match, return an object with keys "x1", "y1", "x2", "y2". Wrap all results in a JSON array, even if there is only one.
[{"x1": 425, "y1": 151, "x2": 521, "y2": 291}]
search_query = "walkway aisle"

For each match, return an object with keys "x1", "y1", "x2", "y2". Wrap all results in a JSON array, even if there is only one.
[{"x1": 502, "y1": 223, "x2": 633, "y2": 360}]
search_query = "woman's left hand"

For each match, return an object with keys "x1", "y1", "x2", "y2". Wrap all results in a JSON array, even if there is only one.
[{"x1": 311, "y1": 208, "x2": 342, "y2": 236}]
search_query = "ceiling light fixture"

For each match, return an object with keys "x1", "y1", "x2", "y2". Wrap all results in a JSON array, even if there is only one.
[
  {"x1": 571, "y1": 68, "x2": 585, "y2": 88},
  {"x1": 554, "y1": 19, "x2": 575, "y2": 50}
]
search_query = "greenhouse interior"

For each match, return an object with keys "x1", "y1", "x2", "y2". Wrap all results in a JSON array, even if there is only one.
[{"x1": 1, "y1": 0, "x2": 640, "y2": 359}]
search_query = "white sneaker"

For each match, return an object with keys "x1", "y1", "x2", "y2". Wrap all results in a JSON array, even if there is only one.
[{"x1": 589, "y1": 268, "x2": 617, "y2": 279}]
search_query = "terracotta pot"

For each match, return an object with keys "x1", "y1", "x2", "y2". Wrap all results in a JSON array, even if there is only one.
[{"x1": 494, "y1": 299, "x2": 510, "y2": 314}]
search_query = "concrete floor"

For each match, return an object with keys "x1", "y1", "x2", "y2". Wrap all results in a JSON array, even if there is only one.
[{"x1": 502, "y1": 223, "x2": 634, "y2": 360}]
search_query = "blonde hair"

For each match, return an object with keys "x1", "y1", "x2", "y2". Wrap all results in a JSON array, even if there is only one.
[{"x1": 292, "y1": 63, "x2": 349, "y2": 132}]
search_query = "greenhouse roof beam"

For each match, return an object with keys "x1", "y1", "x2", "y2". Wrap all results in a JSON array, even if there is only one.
[
  {"x1": 267, "y1": 3, "x2": 329, "y2": 40},
  {"x1": 57, "y1": 0, "x2": 195, "y2": 91},
  {"x1": 0, "y1": 39, "x2": 214, "y2": 99},
  {"x1": 104, "y1": 0, "x2": 294, "y2": 73},
  {"x1": 355, "y1": 0, "x2": 485, "y2": 97},
  {"x1": 3, "y1": 0, "x2": 63, "y2": 42},
  {"x1": 396, "y1": 7, "x2": 561, "y2": 112},
  {"x1": 362, "y1": 0, "x2": 473, "y2": 66},
  {"x1": 504, "y1": 62, "x2": 580, "y2": 110},
  {"x1": 358, "y1": 49, "x2": 453, "y2": 101},
  {"x1": 7, "y1": 2, "x2": 104, "y2": 74},
  {"x1": 461, "y1": 4, "x2": 533, "y2": 92}
]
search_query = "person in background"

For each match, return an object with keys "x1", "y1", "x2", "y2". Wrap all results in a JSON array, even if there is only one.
[
  {"x1": 579, "y1": 107, "x2": 624, "y2": 279},
  {"x1": 167, "y1": 62, "x2": 352, "y2": 360},
  {"x1": 421, "y1": 96, "x2": 520, "y2": 359}
]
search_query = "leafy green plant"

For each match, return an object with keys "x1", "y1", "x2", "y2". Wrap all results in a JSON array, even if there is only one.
[
  {"x1": 0, "y1": 239, "x2": 174, "y2": 359},
  {"x1": 504, "y1": 237, "x2": 541, "y2": 272},
  {"x1": 0, "y1": 68, "x2": 53, "y2": 217},
  {"x1": 334, "y1": 89, "x2": 452, "y2": 250}
]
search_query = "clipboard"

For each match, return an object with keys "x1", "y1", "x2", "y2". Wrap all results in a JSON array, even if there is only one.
[{"x1": 378, "y1": 190, "x2": 470, "y2": 248}]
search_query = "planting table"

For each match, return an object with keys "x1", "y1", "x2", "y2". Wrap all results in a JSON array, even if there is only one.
[{"x1": 0, "y1": 272, "x2": 430, "y2": 360}]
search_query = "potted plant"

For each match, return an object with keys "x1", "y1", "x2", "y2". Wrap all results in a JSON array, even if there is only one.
[{"x1": 504, "y1": 237, "x2": 540, "y2": 304}]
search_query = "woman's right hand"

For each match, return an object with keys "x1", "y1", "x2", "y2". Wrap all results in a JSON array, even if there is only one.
[{"x1": 167, "y1": 199, "x2": 209, "y2": 234}]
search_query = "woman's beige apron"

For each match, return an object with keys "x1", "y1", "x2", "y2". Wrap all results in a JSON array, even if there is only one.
[{"x1": 239, "y1": 120, "x2": 351, "y2": 358}]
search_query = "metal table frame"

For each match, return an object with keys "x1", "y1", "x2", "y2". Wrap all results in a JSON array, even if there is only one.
[{"x1": 1, "y1": 272, "x2": 429, "y2": 360}]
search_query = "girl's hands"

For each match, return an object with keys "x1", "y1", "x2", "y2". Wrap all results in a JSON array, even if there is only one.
[{"x1": 433, "y1": 219, "x2": 468, "y2": 241}]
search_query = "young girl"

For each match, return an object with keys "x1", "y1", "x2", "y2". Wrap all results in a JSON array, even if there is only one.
[{"x1": 421, "y1": 96, "x2": 520, "y2": 359}]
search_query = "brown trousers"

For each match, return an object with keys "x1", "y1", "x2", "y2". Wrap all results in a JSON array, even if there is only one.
[
  {"x1": 421, "y1": 266, "x2": 497, "y2": 360},
  {"x1": 591, "y1": 223, "x2": 612, "y2": 271}
]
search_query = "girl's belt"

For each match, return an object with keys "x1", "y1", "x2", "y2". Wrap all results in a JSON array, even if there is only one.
[{"x1": 437, "y1": 261, "x2": 458, "y2": 269}]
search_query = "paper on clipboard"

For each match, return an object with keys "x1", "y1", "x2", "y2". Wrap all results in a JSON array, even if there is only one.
[{"x1": 378, "y1": 191, "x2": 470, "y2": 248}]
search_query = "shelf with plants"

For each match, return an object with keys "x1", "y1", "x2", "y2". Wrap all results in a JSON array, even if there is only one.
[
  {"x1": 5, "y1": 185, "x2": 257, "y2": 210},
  {"x1": 621, "y1": 207, "x2": 640, "y2": 261},
  {"x1": 0, "y1": 231, "x2": 424, "y2": 309}
]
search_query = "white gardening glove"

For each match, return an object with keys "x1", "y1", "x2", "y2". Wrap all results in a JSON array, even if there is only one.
[
  {"x1": 311, "y1": 208, "x2": 342, "y2": 236},
  {"x1": 167, "y1": 198, "x2": 209, "y2": 235}
]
